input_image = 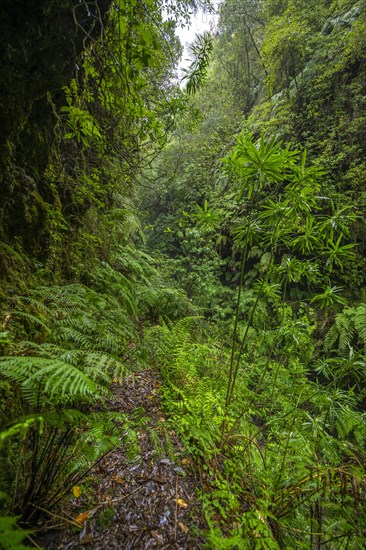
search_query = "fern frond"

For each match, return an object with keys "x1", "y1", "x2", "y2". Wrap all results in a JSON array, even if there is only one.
[
  {"x1": 45, "y1": 408, "x2": 88, "y2": 427},
  {"x1": 325, "y1": 311, "x2": 354, "y2": 352},
  {"x1": 354, "y1": 304, "x2": 366, "y2": 346},
  {"x1": 92, "y1": 262, "x2": 137, "y2": 318},
  {"x1": 12, "y1": 310, "x2": 51, "y2": 333},
  {"x1": 67, "y1": 411, "x2": 134, "y2": 472},
  {"x1": 32, "y1": 284, "x2": 90, "y2": 314},
  {"x1": 324, "y1": 324, "x2": 340, "y2": 352},
  {"x1": 0, "y1": 357, "x2": 106, "y2": 404},
  {"x1": 59, "y1": 316, "x2": 96, "y2": 331},
  {"x1": 336, "y1": 312, "x2": 354, "y2": 352},
  {"x1": 56, "y1": 327, "x2": 95, "y2": 350},
  {"x1": 112, "y1": 244, "x2": 156, "y2": 283},
  {"x1": 14, "y1": 296, "x2": 50, "y2": 315}
]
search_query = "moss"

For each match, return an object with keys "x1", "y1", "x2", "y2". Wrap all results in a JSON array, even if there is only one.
[{"x1": 0, "y1": 0, "x2": 111, "y2": 259}]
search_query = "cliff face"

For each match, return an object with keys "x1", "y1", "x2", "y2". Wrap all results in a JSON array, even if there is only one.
[{"x1": 0, "y1": 0, "x2": 110, "y2": 252}]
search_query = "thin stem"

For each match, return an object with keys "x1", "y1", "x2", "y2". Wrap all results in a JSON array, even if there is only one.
[
  {"x1": 223, "y1": 181, "x2": 262, "y2": 434},
  {"x1": 225, "y1": 240, "x2": 249, "y2": 412}
]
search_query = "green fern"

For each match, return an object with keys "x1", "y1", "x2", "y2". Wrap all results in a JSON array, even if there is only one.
[
  {"x1": 324, "y1": 311, "x2": 354, "y2": 352},
  {"x1": 353, "y1": 304, "x2": 366, "y2": 346},
  {"x1": 324, "y1": 304, "x2": 366, "y2": 353},
  {"x1": 11, "y1": 310, "x2": 51, "y2": 333},
  {"x1": 0, "y1": 356, "x2": 106, "y2": 404},
  {"x1": 91, "y1": 262, "x2": 138, "y2": 318},
  {"x1": 0, "y1": 254, "x2": 152, "y2": 522}
]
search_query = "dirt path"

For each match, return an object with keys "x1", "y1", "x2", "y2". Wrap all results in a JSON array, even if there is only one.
[{"x1": 36, "y1": 370, "x2": 206, "y2": 549}]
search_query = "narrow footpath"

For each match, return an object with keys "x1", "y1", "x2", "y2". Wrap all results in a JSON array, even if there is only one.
[{"x1": 36, "y1": 370, "x2": 206, "y2": 549}]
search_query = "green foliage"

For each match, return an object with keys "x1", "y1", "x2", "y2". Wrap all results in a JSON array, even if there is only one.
[
  {"x1": 0, "y1": 256, "x2": 142, "y2": 520},
  {"x1": 61, "y1": 103, "x2": 102, "y2": 147},
  {"x1": 2, "y1": 0, "x2": 366, "y2": 546},
  {"x1": 145, "y1": 317, "x2": 226, "y2": 460},
  {"x1": 155, "y1": 311, "x2": 366, "y2": 547},
  {"x1": 311, "y1": 285, "x2": 348, "y2": 310},
  {"x1": 0, "y1": 356, "x2": 104, "y2": 404},
  {"x1": 146, "y1": 134, "x2": 366, "y2": 548},
  {"x1": 181, "y1": 32, "x2": 213, "y2": 94},
  {"x1": 0, "y1": 516, "x2": 32, "y2": 550}
]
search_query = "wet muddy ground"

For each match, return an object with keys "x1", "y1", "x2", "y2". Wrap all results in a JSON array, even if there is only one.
[{"x1": 35, "y1": 370, "x2": 206, "y2": 549}]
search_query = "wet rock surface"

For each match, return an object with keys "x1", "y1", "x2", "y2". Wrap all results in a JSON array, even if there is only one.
[{"x1": 36, "y1": 370, "x2": 206, "y2": 549}]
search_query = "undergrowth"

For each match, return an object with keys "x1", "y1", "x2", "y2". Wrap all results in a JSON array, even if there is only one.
[
  {"x1": 1, "y1": 134, "x2": 366, "y2": 549},
  {"x1": 0, "y1": 244, "x2": 195, "y2": 542},
  {"x1": 144, "y1": 136, "x2": 366, "y2": 549},
  {"x1": 149, "y1": 315, "x2": 366, "y2": 549}
]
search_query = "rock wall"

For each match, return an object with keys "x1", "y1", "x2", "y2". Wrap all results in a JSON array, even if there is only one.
[{"x1": 0, "y1": 0, "x2": 110, "y2": 252}]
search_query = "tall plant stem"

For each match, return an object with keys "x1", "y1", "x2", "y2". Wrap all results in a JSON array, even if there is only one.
[
  {"x1": 224, "y1": 241, "x2": 249, "y2": 412},
  {"x1": 221, "y1": 354, "x2": 272, "y2": 447},
  {"x1": 223, "y1": 182, "x2": 262, "y2": 433},
  {"x1": 274, "y1": 393, "x2": 301, "y2": 490},
  {"x1": 227, "y1": 276, "x2": 266, "y2": 410},
  {"x1": 221, "y1": 210, "x2": 284, "y2": 445}
]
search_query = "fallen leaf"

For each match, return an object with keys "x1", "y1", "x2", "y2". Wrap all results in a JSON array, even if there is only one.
[
  {"x1": 112, "y1": 475, "x2": 124, "y2": 484},
  {"x1": 150, "y1": 530, "x2": 164, "y2": 544},
  {"x1": 178, "y1": 521, "x2": 189, "y2": 533},
  {"x1": 151, "y1": 476, "x2": 167, "y2": 484},
  {"x1": 176, "y1": 498, "x2": 189, "y2": 509},
  {"x1": 74, "y1": 511, "x2": 89, "y2": 525},
  {"x1": 72, "y1": 485, "x2": 82, "y2": 498},
  {"x1": 80, "y1": 533, "x2": 93, "y2": 544}
]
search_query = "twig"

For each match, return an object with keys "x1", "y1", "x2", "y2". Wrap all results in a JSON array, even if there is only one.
[
  {"x1": 93, "y1": 483, "x2": 144, "y2": 507},
  {"x1": 31, "y1": 503, "x2": 81, "y2": 528},
  {"x1": 26, "y1": 534, "x2": 41, "y2": 548},
  {"x1": 33, "y1": 523, "x2": 78, "y2": 532}
]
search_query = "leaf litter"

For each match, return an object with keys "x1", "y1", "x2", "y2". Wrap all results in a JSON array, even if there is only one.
[{"x1": 35, "y1": 370, "x2": 206, "y2": 549}]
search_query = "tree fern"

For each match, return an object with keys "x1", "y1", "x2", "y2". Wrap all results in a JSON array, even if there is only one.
[
  {"x1": 1, "y1": 253, "x2": 152, "y2": 522},
  {"x1": 8, "y1": 409, "x2": 136, "y2": 518}
]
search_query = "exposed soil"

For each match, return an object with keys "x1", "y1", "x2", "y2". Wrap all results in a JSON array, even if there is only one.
[{"x1": 35, "y1": 370, "x2": 206, "y2": 549}]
